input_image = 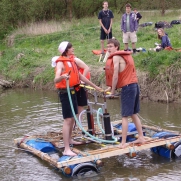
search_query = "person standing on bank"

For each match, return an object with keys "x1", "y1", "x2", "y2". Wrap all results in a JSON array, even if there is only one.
[
  {"x1": 121, "y1": 3, "x2": 138, "y2": 54},
  {"x1": 134, "y1": 9, "x2": 142, "y2": 24},
  {"x1": 98, "y1": 1, "x2": 114, "y2": 54},
  {"x1": 104, "y1": 38, "x2": 145, "y2": 148},
  {"x1": 54, "y1": 41, "x2": 102, "y2": 156}
]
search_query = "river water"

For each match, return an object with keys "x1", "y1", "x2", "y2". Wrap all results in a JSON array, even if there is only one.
[{"x1": 0, "y1": 89, "x2": 181, "y2": 181}]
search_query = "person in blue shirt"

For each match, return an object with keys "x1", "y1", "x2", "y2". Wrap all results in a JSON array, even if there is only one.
[{"x1": 155, "y1": 28, "x2": 172, "y2": 52}]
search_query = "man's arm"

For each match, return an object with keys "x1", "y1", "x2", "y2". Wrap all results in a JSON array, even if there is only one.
[
  {"x1": 79, "y1": 73, "x2": 102, "y2": 92},
  {"x1": 137, "y1": 12, "x2": 142, "y2": 20},
  {"x1": 121, "y1": 15, "x2": 124, "y2": 32},
  {"x1": 99, "y1": 19, "x2": 108, "y2": 34},
  {"x1": 75, "y1": 58, "x2": 90, "y2": 77},
  {"x1": 108, "y1": 18, "x2": 113, "y2": 33},
  {"x1": 111, "y1": 56, "x2": 120, "y2": 95},
  {"x1": 134, "y1": 14, "x2": 138, "y2": 31}
]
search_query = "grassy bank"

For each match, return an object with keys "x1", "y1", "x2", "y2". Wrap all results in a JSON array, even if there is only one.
[{"x1": 0, "y1": 10, "x2": 181, "y2": 92}]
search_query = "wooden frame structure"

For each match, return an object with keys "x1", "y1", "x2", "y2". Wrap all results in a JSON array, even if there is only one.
[{"x1": 14, "y1": 123, "x2": 181, "y2": 170}]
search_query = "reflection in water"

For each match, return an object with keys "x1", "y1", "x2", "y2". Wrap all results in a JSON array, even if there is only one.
[{"x1": 0, "y1": 89, "x2": 181, "y2": 181}]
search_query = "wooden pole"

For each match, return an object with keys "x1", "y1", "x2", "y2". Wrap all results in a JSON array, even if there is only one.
[
  {"x1": 17, "y1": 142, "x2": 59, "y2": 168},
  {"x1": 142, "y1": 124, "x2": 180, "y2": 134}
]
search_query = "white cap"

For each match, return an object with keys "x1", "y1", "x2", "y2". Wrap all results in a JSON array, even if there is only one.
[
  {"x1": 58, "y1": 41, "x2": 69, "y2": 54},
  {"x1": 51, "y1": 56, "x2": 59, "y2": 67}
]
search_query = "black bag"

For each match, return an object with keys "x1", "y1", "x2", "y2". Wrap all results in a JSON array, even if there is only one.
[
  {"x1": 171, "y1": 20, "x2": 181, "y2": 25},
  {"x1": 155, "y1": 22, "x2": 164, "y2": 28}
]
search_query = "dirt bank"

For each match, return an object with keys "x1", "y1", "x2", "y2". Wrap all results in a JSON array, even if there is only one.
[{"x1": 1, "y1": 64, "x2": 181, "y2": 103}]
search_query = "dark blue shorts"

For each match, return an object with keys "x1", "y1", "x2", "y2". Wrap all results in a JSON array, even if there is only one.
[
  {"x1": 100, "y1": 29, "x2": 112, "y2": 40},
  {"x1": 59, "y1": 89, "x2": 78, "y2": 119},
  {"x1": 121, "y1": 83, "x2": 140, "y2": 117},
  {"x1": 76, "y1": 87, "x2": 87, "y2": 107}
]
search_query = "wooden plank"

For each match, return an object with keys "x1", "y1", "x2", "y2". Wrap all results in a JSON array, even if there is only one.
[
  {"x1": 57, "y1": 136, "x2": 181, "y2": 168},
  {"x1": 17, "y1": 142, "x2": 59, "y2": 168},
  {"x1": 142, "y1": 124, "x2": 180, "y2": 134}
]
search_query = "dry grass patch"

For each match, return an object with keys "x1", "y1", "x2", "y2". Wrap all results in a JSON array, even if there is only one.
[{"x1": 7, "y1": 21, "x2": 72, "y2": 46}]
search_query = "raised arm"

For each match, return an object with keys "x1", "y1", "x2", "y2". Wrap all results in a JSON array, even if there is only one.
[{"x1": 75, "y1": 58, "x2": 90, "y2": 77}]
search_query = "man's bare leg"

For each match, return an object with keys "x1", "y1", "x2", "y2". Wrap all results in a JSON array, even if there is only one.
[
  {"x1": 124, "y1": 43, "x2": 128, "y2": 50},
  {"x1": 132, "y1": 42, "x2": 136, "y2": 49},
  {"x1": 70, "y1": 110, "x2": 84, "y2": 145},
  {"x1": 131, "y1": 114, "x2": 145, "y2": 144},
  {"x1": 63, "y1": 118, "x2": 77, "y2": 156},
  {"x1": 119, "y1": 117, "x2": 129, "y2": 148}
]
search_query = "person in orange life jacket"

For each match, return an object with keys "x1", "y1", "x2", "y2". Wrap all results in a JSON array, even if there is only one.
[
  {"x1": 75, "y1": 64, "x2": 91, "y2": 116},
  {"x1": 54, "y1": 41, "x2": 102, "y2": 156},
  {"x1": 52, "y1": 54, "x2": 91, "y2": 120},
  {"x1": 104, "y1": 39, "x2": 145, "y2": 148}
]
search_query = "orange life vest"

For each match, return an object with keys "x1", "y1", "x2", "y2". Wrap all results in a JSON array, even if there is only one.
[
  {"x1": 92, "y1": 49, "x2": 107, "y2": 55},
  {"x1": 79, "y1": 68, "x2": 91, "y2": 80},
  {"x1": 105, "y1": 51, "x2": 138, "y2": 88},
  {"x1": 55, "y1": 55, "x2": 80, "y2": 89}
]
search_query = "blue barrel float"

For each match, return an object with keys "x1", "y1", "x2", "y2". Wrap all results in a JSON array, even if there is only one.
[
  {"x1": 26, "y1": 139, "x2": 98, "y2": 177},
  {"x1": 151, "y1": 131, "x2": 181, "y2": 159},
  {"x1": 113, "y1": 122, "x2": 140, "y2": 142},
  {"x1": 58, "y1": 155, "x2": 98, "y2": 177},
  {"x1": 26, "y1": 139, "x2": 56, "y2": 153}
]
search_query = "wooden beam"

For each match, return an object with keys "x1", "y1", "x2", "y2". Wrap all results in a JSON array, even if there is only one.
[
  {"x1": 142, "y1": 124, "x2": 180, "y2": 134},
  {"x1": 17, "y1": 142, "x2": 59, "y2": 168},
  {"x1": 57, "y1": 136, "x2": 181, "y2": 168}
]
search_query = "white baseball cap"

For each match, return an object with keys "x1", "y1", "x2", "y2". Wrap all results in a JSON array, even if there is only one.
[
  {"x1": 58, "y1": 41, "x2": 69, "y2": 54},
  {"x1": 51, "y1": 56, "x2": 59, "y2": 67}
]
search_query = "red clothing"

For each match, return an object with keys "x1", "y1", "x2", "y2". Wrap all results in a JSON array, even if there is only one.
[
  {"x1": 79, "y1": 68, "x2": 91, "y2": 80},
  {"x1": 105, "y1": 51, "x2": 138, "y2": 88},
  {"x1": 55, "y1": 55, "x2": 80, "y2": 89}
]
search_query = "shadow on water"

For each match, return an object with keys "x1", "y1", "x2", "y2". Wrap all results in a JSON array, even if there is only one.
[{"x1": 0, "y1": 89, "x2": 181, "y2": 181}]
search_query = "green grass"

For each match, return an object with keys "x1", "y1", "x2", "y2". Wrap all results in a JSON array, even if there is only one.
[{"x1": 0, "y1": 10, "x2": 181, "y2": 87}]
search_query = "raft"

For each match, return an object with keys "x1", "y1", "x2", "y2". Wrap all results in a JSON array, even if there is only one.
[
  {"x1": 14, "y1": 84, "x2": 181, "y2": 178},
  {"x1": 14, "y1": 121, "x2": 181, "y2": 177}
]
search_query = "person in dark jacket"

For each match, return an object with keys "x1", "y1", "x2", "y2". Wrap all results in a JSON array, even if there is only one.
[
  {"x1": 155, "y1": 28, "x2": 172, "y2": 52},
  {"x1": 134, "y1": 9, "x2": 142, "y2": 24},
  {"x1": 121, "y1": 3, "x2": 138, "y2": 53}
]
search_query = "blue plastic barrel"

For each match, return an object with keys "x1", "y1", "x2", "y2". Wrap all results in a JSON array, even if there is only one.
[
  {"x1": 26, "y1": 139, "x2": 55, "y2": 153},
  {"x1": 58, "y1": 155, "x2": 98, "y2": 177},
  {"x1": 151, "y1": 131, "x2": 179, "y2": 159},
  {"x1": 114, "y1": 122, "x2": 137, "y2": 142}
]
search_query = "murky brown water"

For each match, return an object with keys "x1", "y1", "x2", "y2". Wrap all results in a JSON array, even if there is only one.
[{"x1": 0, "y1": 89, "x2": 181, "y2": 181}]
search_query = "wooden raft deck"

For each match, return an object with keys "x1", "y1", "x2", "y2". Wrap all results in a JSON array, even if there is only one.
[
  {"x1": 14, "y1": 125, "x2": 181, "y2": 169},
  {"x1": 56, "y1": 135, "x2": 181, "y2": 168}
]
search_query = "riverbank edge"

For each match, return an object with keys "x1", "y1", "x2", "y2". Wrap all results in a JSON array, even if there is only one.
[{"x1": 1, "y1": 65, "x2": 181, "y2": 104}]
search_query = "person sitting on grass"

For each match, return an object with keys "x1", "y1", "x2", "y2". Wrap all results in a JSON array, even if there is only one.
[{"x1": 154, "y1": 28, "x2": 172, "y2": 52}]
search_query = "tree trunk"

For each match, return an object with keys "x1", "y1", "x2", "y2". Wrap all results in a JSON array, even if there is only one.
[
  {"x1": 67, "y1": 0, "x2": 72, "y2": 21},
  {"x1": 160, "y1": 0, "x2": 165, "y2": 16}
]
